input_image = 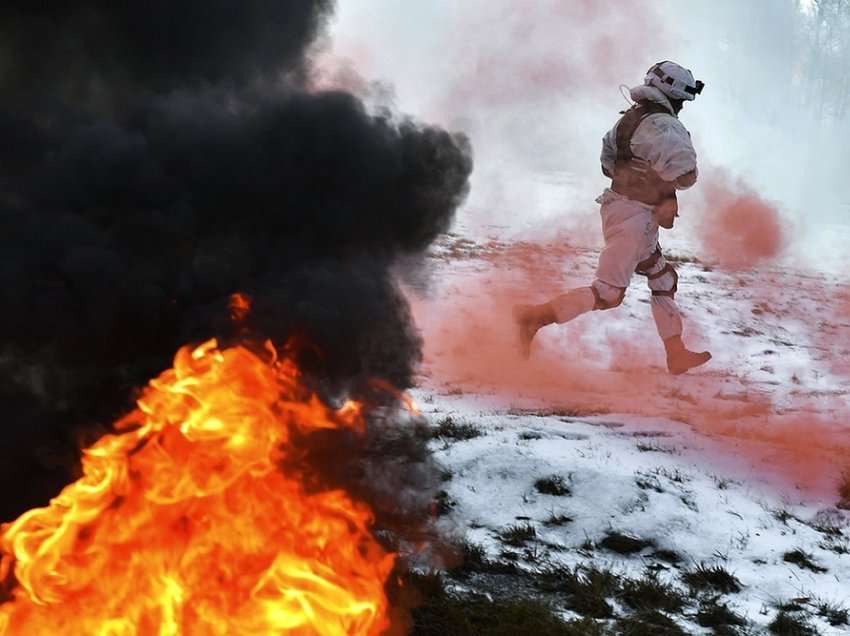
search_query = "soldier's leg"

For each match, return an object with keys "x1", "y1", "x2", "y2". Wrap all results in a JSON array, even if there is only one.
[
  {"x1": 521, "y1": 215, "x2": 639, "y2": 327},
  {"x1": 513, "y1": 211, "x2": 641, "y2": 357},
  {"x1": 635, "y1": 246, "x2": 683, "y2": 340},
  {"x1": 636, "y1": 246, "x2": 710, "y2": 374}
]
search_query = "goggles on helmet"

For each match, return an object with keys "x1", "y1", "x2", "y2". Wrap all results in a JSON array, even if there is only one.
[{"x1": 649, "y1": 61, "x2": 704, "y2": 98}]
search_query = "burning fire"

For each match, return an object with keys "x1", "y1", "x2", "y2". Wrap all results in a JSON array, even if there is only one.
[
  {"x1": 0, "y1": 339, "x2": 394, "y2": 635},
  {"x1": 229, "y1": 292, "x2": 253, "y2": 322}
]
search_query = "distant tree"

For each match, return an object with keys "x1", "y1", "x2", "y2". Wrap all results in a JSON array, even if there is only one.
[{"x1": 800, "y1": 0, "x2": 850, "y2": 121}]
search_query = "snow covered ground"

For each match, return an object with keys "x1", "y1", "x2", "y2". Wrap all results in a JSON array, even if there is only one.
[{"x1": 405, "y1": 229, "x2": 850, "y2": 634}]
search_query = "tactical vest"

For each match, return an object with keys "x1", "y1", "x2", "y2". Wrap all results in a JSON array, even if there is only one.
[{"x1": 610, "y1": 101, "x2": 677, "y2": 206}]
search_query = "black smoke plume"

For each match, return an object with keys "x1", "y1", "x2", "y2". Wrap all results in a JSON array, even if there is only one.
[{"x1": 0, "y1": 2, "x2": 472, "y2": 523}]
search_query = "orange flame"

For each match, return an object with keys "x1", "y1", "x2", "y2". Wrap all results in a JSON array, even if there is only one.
[
  {"x1": 229, "y1": 292, "x2": 253, "y2": 322},
  {"x1": 367, "y1": 379, "x2": 420, "y2": 417},
  {"x1": 0, "y1": 340, "x2": 394, "y2": 635}
]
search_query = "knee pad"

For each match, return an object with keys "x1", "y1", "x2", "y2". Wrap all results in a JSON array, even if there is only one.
[
  {"x1": 592, "y1": 281, "x2": 626, "y2": 310},
  {"x1": 648, "y1": 264, "x2": 678, "y2": 299}
]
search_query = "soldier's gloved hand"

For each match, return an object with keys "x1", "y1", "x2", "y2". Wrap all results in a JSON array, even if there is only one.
[{"x1": 654, "y1": 195, "x2": 678, "y2": 229}]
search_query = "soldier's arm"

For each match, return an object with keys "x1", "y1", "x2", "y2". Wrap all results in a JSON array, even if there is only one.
[
  {"x1": 639, "y1": 117, "x2": 698, "y2": 189},
  {"x1": 676, "y1": 169, "x2": 697, "y2": 189},
  {"x1": 600, "y1": 127, "x2": 617, "y2": 178}
]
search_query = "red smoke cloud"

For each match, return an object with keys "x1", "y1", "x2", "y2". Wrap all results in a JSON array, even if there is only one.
[
  {"x1": 410, "y1": 237, "x2": 850, "y2": 501},
  {"x1": 812, "y1": 283, "x2": 850, "y2": 379},
  {"x1": 322, "y1": 1, "x2": 669, "y2": 123},
  {"x1": 696, "y1": 171, "x2": 787, "y2": 270},
  {"x1": 838, "y1": 286, "x2": 850, "y2": 319},
  {"x1": 429, "y1": 0, "x2": 668, "y2": 121},
  {"x1": 411, "y1": 238, "x2": 653, "y2": 407}
]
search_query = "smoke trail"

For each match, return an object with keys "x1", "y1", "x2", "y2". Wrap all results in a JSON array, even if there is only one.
[{"x1": 695, "y1": 169, "x2": 788, "y2": 270}]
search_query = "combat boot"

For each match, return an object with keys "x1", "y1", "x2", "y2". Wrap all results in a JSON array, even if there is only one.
[
  {"x1": 664, "y1": 335, "x2": 711, "y2": 375},
  {"x1": 512, "y1": 302, "x2": 556, "y2": 359}
]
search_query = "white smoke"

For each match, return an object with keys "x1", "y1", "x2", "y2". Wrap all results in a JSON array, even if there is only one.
[{"x1": 326, "y1": 0, "x2": 850, "y2": 268}]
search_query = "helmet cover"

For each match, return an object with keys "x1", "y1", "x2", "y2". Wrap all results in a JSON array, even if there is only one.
[{"x1": 644, "y1": 61, "x2": 704, "y2": 101}]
